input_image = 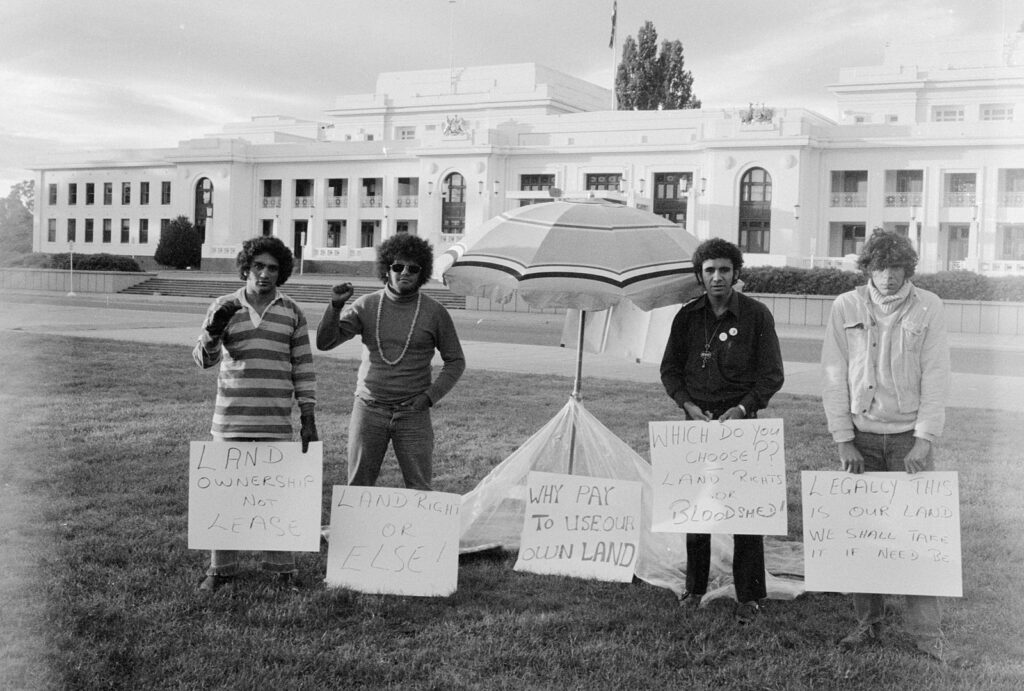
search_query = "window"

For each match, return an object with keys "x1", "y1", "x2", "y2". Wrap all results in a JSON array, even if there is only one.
[
  {"x1": 47, "y1": 219, "x2": 56, "y2": 242},
  {"x1": 122, "y1": 182, "x2": 131, "y2": 205},
  {"x1": 68, "y1": 183, "x2": 77, "y2": 205},
  {"x1": 830, "y1": 171, "x2": 867, "y2": 207},
  {"x1": 585, "y1": 173, "x2": 621, "y2": 191},
  {"x1": 885, "y1": 170, "x2": 923, "y2": 207},
  {"x1": 738, "y1": 168, "x2": 772, "y2": 253},
  {"x1": 103, "y1": 182, "x2": 112, "y2": 205},
  {"x1": 932, "y1": 106, "x2": 964, "y2": 122},
  {"x1": 86, "y1": 183, "x2": 95, "y2": 205},
  {"x1": 262, "y1": 179, "x2": 282, "y2": 207},
  {"x1": 841, "y1": 224, "x2": 866, "y2": 256},
  {"x1": 982, "y1": 104, "x2": 1013, "y2": 122},
  {"x1": 441, "y1": 172, "x2": 466, "y2": 236},
  {"x1": 84, "y1": 219, "x2": 94, "y2": 243},
  {"x1": 1000, "y1": 225, "x2": 1024, "y2": 260},
  {"x1": 520, "y1": 174, "x2": 555, "y2": 191},
  {"x1": 326, "y1": 220, "x2": 345, "y2": 247},
  {"x1": 886, "y1": 114, "x2": 899, "y2": 123},
  {"x1": 396, "y1": 126, "x2": 416, "y2": 140},
  {"x1": 653, "y1": 172, "x2": 691, "y2": 225},
  {"x1": 139, "y1": 218, "x2": 149, "y2": 244},
  {"x1": 67, "y1": 219, "x2": 76, "y2": 242},
  {"x1": 295, "y1": 179, "x2": 313, "y2": 207},
  {"x1": 1002, "y1": 170, "x2": 1024, "y2": 207},
  {"x1": 120, "y1": 219, "x2": 130, "y2": 243},
  {"x1": 261, "y1": 219, "x2": 274, "y2": 237},
  {"x1": 161, "y1": 181, "x2": 171, "y2": 204},
  {"x1": 140, "y1": 181, "x2": 150, "y2": 205},
  {"x1": 161, "y1": 218, "x2": 170, "y2": 234},
  {"x1": 944, "y1": 173, "x2": 976, "y2": 207},
  {"x1": 102, "y1": 219, "x2": 112, "y2": 243},
  {"x1": 48, "y1": 184, "x2": 57, "y2": 205}
]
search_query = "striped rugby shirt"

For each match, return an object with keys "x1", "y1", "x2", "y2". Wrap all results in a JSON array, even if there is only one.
[{"x1": 193, "y1": 287, "x2": 316, "y2": 439}]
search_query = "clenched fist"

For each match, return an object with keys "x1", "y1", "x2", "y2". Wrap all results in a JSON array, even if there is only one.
[{"x1": 330, "y1": 282, "x2": 354, "y2": 308}]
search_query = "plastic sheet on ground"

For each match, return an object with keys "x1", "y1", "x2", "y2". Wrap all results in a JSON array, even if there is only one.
[{"x1": 460, "y1": 397, "x2": 805, "y2": 601}]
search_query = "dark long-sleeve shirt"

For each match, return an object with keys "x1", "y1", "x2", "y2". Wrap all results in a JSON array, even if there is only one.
[{"x1": 660, "y1": 290, "x2": 784, "y2": 414}]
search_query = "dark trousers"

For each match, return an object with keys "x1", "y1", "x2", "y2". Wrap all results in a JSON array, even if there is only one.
[{"x1": 684, "y1": 399, "x2": 767, "y2": 603}]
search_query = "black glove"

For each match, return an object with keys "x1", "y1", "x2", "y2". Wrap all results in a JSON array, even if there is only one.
[
  {"x1": 300, "y1": 413, "x2": 318, "y2": 453},
  {"x1": 207, "y1": 302, "x2": 242, "y2": 338}
]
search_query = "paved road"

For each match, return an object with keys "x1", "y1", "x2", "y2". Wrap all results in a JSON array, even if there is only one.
[{"x1": 2, "y1": 291, "x2": 1022, "y2": 411}]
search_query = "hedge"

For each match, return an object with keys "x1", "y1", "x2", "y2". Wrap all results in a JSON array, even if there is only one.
[
  {"x1": 32, "y1": 252, "x2": 142, "y2": 272},
  {"x1": 741, "y1": 266, "x2": 1024, "y2": 302}
]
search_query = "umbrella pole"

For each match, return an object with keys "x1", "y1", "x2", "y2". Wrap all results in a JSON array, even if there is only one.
[{"x1": 568, "y1": 310, "x2": 585, "y2": 475}]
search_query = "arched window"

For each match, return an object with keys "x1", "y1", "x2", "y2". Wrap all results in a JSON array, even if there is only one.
[
  {"x1": 738, "y1": 168, "x2": 772, "y2": 253},
  {"x1": 194, "y1": 177, "x2": 213, "y2": 244},
  {"x1": 441, "y1": 172, "x2": 466, "y2": 237}
]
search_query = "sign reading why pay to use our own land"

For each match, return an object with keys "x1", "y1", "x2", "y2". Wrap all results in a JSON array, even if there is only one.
[
  {"x1": 514, "y1": 471, "x2": 643, "y2": 583},
  {"x1": 188, "y1": 441, "x2": 323, "y2": 552},
  {"x1": 802, "y1": 471, "x2": 962, "y2": 597},
  {"x1": 325, "y1": 486, "x2": 461, "y2": 597},
  {"x1": 649, "y1": 419, "x2": 787, "y2": 535}
]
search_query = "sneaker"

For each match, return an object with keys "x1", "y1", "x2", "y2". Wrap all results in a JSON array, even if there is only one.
[
  {"x1": 678, "y1": 591, "x2": 704, "y2": 609},
  {"x1": 198, "y1": 574, "x2": 233, "y2": 592},
  {"x1": 839, "y1": 622, "x2": 880, "y2": 648},
  {"x1": 915, "y1": 638, "x2": 973, "y2": 668},
  {"x1": 734, "y1": 600, "x2": 760, "y2": 625}
]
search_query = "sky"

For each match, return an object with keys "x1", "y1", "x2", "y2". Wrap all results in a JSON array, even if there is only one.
[{"x1": 0, "y1": 0, "x2": 1017, "y2": 194}]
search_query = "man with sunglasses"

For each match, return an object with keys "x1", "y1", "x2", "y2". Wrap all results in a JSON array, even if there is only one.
[{"x1": 317, "y1": 234, "x2": 465, "y2": 490}]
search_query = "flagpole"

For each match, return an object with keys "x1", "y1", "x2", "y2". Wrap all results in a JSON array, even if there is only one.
[{"x1": 609, "y1": 0, "x2": 617, "y2": 111}]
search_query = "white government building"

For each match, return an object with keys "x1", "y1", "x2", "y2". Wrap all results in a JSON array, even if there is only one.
[{"x1": 32, "y1": 32, "x2": 1024, "y2": 276}]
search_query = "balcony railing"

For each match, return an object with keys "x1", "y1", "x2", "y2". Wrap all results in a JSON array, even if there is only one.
[
  {"x1": 394, "y1": 195, "x2": 418, "y2": 208},
  {"x1": 327, "y1": 195, "x2": 348, "y2": 208},
  {"x1": 1000, "y1": 192, "x2": 1024, "y2": 207},
  {"x1": 361, "y1": 195, "x2": 383, "y2": 208},
  {"x1": 262, "y1": 197, "x2": 281, "y2": 208},
  {"x1": 294, "y1": 197, "x2": 313, "y2": 208},
  {"x1": 830, "y1": 193, "x2": 866, "y2": 207},
  {"x1": 884, "y1": 193, "x2": 923, "y2": 207},
  {"x1": 944, "y1": 192, "x2": 977, "y2": 207}
]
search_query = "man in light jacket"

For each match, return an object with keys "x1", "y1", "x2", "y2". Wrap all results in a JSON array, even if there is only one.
[{"x1": 821, "y1": 229, "x2": 967, "y2": 667}]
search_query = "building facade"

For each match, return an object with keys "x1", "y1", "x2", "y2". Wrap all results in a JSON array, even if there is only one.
[{"x1": 32, "y1": 34, "x2": 1024, "y2": 275}]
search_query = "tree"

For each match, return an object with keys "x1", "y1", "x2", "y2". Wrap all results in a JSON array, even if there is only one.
[
  {"x1": 0, "y1": 180, "x2": 35, "y2": 260},
  {"x1": 154, "y1": 215, "x2": 202, "y2": 269},
  {"x1": 615, "y1": 21, "x2": 700, "y2": 111}
]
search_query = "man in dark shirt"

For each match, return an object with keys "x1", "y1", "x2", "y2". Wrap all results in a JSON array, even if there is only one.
[{"x1": 660, "y1": 238, "x2": 784, "y2": 623}]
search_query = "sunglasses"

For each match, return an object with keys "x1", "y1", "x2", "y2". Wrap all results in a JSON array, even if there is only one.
[{"x1": 389, "y1": 263, "x2": 421, "y2": 274}]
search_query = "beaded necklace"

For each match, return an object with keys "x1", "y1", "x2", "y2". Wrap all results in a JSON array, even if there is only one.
[
  {"x1": 700, "y1": 310, "x2": 726, "y2": 369},
  {"x1": 375, "y1": 290, "x2": 422, "y2": 366}
]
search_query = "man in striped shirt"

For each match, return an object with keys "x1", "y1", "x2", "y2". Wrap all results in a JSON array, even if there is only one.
[{"x1": 193, "y1": 236, "x2": 318, "y2": 591}]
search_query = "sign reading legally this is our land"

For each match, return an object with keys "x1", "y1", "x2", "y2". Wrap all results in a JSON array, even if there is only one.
[
  {"x1": 188, "y1": 441, "x2": 323, "y2": 552},
  {"x1": 649, "y1": 419, "x2": 788, "y2": 535},
  {"x1": 325, "y1": 486, "x2": 461, "y2": 597},
  {"x1": 514, "y1": 471, "x2": 643, "y2": 583},
  {"x1": 802, "y1": 471, "x2": 962, "y2": 597}
]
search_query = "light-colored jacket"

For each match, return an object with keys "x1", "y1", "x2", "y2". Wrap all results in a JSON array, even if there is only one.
[{"x1": 821, "y1": 283, "x2": 950, "y2": 443}]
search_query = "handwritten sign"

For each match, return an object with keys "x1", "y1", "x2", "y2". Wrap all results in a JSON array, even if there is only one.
[
  {"x1": 325, "y1": 486, "x2": 461, "y2": 597},
  {"x1": 801, "y1": 471, "x2": 962, "y2": 597},
  {"x1": 514, "y1": 471, "x2": 642, "y2": 583},
  {"x1": 649, "y1": 419, "x2": 787, "y2": 535},
  {"x1": 188, "y1": 441, "x2": 323, "y2": 551}
]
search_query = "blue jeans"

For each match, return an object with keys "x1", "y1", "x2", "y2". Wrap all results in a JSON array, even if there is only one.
[
  {"x1": 207, "y1": 435, "x2": 296, "y2": 577},
  {"x1": 348, "y1": 396, "x2": 433, "y2": 491},
  {"x1": 849, "y1": 429, "x2": 942, "y2": 642}
]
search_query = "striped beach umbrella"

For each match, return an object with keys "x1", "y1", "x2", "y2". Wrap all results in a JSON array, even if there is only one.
[{"x1": 441, "y1": 199, "x2": 702, "y2": 312}]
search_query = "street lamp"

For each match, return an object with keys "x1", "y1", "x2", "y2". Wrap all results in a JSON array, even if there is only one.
[{"x1": 67, "y1": 241, "x2": 76, "y2": 297}]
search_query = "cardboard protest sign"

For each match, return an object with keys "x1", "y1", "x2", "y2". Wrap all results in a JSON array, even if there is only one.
[
  {"x1": 801, "y1": 471, "x2": 962, "y2": 597},
  {"x1": 649, "y1": 419, "x2": 787, "y2": 535},
  {"x1": 514, "y1": 471, "x2": 642, "y2": 582},
  {"x1": 325, "y1": 486, "x2": 461, "y2": 597},
  {"x1": 188, "y1": 441, "x2": 323, "y2": 551}
]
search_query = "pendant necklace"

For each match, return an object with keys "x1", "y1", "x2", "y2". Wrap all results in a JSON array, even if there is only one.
[
  {"x1": 701, "y1": 310, "x2": 725, "y2": 369},
  {"x1": 375, "y1": 291, "x2": 422, "y2": 366}
]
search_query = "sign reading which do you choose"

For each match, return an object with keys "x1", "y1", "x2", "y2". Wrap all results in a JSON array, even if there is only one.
[
  {"x1": 188, "y1": 441, "x2": 323, "y2": 552},
  {"x1": 649, "y1": 419, "x2": 788, "y2": 535},
  {"x1": 515, "y1": 471, "x2": 642, "y2": 583}
]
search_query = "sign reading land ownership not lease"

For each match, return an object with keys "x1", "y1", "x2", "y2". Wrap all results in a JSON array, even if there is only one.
[
  {"x1": 649, "y1": 419, "x2": 788, "y2": 535},
  {"x1": 514, "y1": 471, "x2": 642, "y2": 583},
  {"x1": 188, "y1": 441, "x2": 323, "y2": 551},
  {"x1": 325, "y1": 486, "x2": 461, "y2": 597},
  {"x1": 801, "y1": 471, "x2": 962, "y2": 597}
]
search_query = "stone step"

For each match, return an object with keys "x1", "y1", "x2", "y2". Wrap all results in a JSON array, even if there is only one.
[{"x1": 119, "y1": 277, "x2": 468, "y2": 308}]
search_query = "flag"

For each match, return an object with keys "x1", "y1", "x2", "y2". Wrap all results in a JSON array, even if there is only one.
[{"x1": 609, "y1": 0, "x2": 617, "y2": 49}]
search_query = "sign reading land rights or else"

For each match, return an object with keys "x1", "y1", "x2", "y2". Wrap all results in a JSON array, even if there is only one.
[
  {"x1": 649, "y1": 419, "x2": 788, "y2": 535},
  {"x1": 801, "y1": 471, "x2": 962, "y2": 597},
  {"x1": 188, "y1": 441, "x2": 323, "y2": 551}
]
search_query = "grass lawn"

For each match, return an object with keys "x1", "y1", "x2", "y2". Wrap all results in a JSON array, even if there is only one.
[{"x1": 1, "y1": 333, "x2": 1022, "y2": 690}]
